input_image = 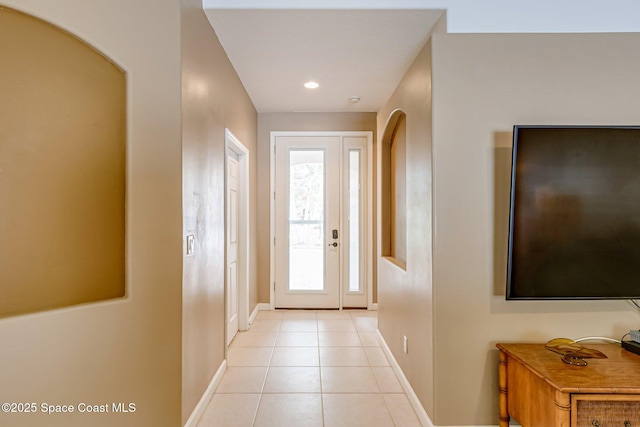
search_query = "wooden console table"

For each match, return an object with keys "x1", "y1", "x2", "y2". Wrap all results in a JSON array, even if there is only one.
[{"x1": 497, "y1": 343, "x2": 640, "y2": 427}]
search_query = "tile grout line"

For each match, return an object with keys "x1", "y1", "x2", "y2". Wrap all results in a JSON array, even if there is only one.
[
  {"x1": 316, "y1": 323, "x2": 326, "y2": 427},
  {"x1": 369, "y1": 359, "x2": 399, "y2": 427},
  {"x1": 250, "y1": 315, "x2": 280, "y2": 427},
  {"x1": 355, "y1": 313, "x2": 399, "y2": 427}
]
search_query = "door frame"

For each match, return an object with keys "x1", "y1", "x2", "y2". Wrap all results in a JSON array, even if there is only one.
[
  {"x1": 225, "y1": 129, "x2": 249, "y2": 346},
  {"x1": 269, "y1": 131, "x2": 374, "y2": 310}
]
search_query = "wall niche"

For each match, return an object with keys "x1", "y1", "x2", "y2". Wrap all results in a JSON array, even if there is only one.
[
  {"x1": 0, "y1": 6, "x2": 126, "y2": 318},
  {"x1": 380, "y1": 109, "x2": 407, "y2": 268}
]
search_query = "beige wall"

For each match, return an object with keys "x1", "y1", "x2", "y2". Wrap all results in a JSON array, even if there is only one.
[
  {"x1": 431, "y1": 33, "x2": 640, "y2": 425},
  {"x1": 376, "y1": 15, "x2": 446, "y2": 420},
  {"x1": 181, "y1": 1, "x2": 258, "y2": 423},
  {"x1": 256, "y1": 113, "x2": 377, "y2": 304},
  {"x1": 0, "y1": 0, "x2": 182, "y2": 426}
]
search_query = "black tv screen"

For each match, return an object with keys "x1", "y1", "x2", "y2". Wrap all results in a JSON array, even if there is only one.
[{"x1": 506, "y1": 125, "x2": 640, "y2": 300}]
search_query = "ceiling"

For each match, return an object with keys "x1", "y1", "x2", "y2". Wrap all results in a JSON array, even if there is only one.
[{"x1": 203, "y1": 8, "x2": 444, "y2": 113}]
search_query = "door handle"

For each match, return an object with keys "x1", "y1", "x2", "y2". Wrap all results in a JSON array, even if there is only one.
[{"x1": 328, "y1": 242, "x2": 338, "y2": 247}]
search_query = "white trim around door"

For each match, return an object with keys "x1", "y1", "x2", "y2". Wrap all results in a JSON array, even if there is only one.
[
  {"x1": 269, "y1": 131, "x2": 374, "y2": 310},
  {"x1": 225, "y1": 129, "x2": 250, "y2": 347}
]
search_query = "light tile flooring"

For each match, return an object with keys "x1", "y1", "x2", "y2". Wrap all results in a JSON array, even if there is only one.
[{"x1": 198, "y1": 310, "x2": 421, "y2": 427}]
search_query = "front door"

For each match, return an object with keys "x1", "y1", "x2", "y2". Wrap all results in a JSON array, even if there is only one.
[{"x1": 273, "y1": 133, "x2": 369, "y2": 309}]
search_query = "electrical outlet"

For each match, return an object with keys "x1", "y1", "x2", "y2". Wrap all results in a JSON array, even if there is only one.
[{"x1": 403, "y1": 335, "x2": 408, "y2": 354}]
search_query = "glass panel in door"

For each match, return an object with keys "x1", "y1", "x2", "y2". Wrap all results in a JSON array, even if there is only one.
[
  {"x1": 288, "y1": 150, "x2": 324, "y2": 291},
  {"x1": 348, "y1": 150, "x2": 361, "y2": 292}
]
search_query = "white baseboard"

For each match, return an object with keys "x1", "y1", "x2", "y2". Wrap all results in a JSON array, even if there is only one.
[
  {"x1": 249, "y1": 303, "x2": 271, "y2": 325},
  {"x1": 183, "y1": 360, "x2": 227, "y2": 427},
  {"x1": 376, "y1": 329, "x2": 435, "y2": 427},
  {"x1": 376, "y1": 330, "x2": 500, "y2": 427}
]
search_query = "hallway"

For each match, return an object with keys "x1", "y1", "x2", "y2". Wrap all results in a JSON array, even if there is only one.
[{"x1": 197, "y1": 310, "x2": 421, "y2": 427}]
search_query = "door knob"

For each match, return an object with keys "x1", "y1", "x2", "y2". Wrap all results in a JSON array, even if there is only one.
[{"x1": 328, "y1": 242, "x2": 338, "y2": 247}]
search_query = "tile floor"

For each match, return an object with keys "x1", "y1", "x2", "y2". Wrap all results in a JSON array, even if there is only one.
[{"x1": 197, "y1": 310, "x2": 421, "y2": 427}]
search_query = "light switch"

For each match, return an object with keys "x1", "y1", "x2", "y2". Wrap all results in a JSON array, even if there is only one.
[{"x1": 186, "y1": 234, "x2": 195, "y2": 255}]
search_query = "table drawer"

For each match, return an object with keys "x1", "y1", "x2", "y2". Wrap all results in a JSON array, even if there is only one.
[{"x1": 573, "y1": 395, "x2": 640, "y2": 427}]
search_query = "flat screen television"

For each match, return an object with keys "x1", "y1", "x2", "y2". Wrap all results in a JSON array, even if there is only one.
[{"x1": 506, "y1": 125, "x2": 640, "y2": 300}]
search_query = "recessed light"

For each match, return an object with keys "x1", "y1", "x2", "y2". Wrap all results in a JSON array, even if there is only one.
[
  {"x1": 304, "y1": 81, "x2": 319, "y2": 89},
  {"x1": 349, "y1": 96, "x2": 361, "y2": 103}
]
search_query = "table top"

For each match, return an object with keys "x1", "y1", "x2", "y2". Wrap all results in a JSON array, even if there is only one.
[{"x1": 497, "y1": 343, "x2": 640, "y2": 394}]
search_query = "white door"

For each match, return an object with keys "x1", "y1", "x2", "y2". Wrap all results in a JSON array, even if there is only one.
[
  {"x1": 226, "y1": 153, "x2": 239, "y2": 344},
  {"x1": 273, "y1": 134, "x2": 369, "y2": 309}
]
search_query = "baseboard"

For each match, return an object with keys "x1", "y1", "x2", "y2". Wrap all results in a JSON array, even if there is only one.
[
  {"x1": 376, "y1": 329, "x2": 435, "y2": 427},
  {"x1": 249, "y1": 303, "x2": 270, "y2": 325},
  {"x1": 376, "y1": 330, "x2": 501, "y2": 427},
  {"x1": 183, "y1": 360, "x2": 227, "y2": 427}
]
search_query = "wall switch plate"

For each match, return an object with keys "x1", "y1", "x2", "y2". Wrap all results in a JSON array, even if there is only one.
[
  {"x1": 186, "y1": 234, "x2": 195, "y2": 255},
  {"x1": 403, "y1": 335, "x2": 408, "y2": 354}
]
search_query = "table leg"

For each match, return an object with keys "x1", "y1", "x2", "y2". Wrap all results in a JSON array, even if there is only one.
[{"x1": 498, "y1": 349, "x2": 510, "y2": 427}]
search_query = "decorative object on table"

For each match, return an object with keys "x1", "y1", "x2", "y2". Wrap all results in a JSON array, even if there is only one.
[{"x1": 545, "y1": 338, "x2": 608, "y2": 366}]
